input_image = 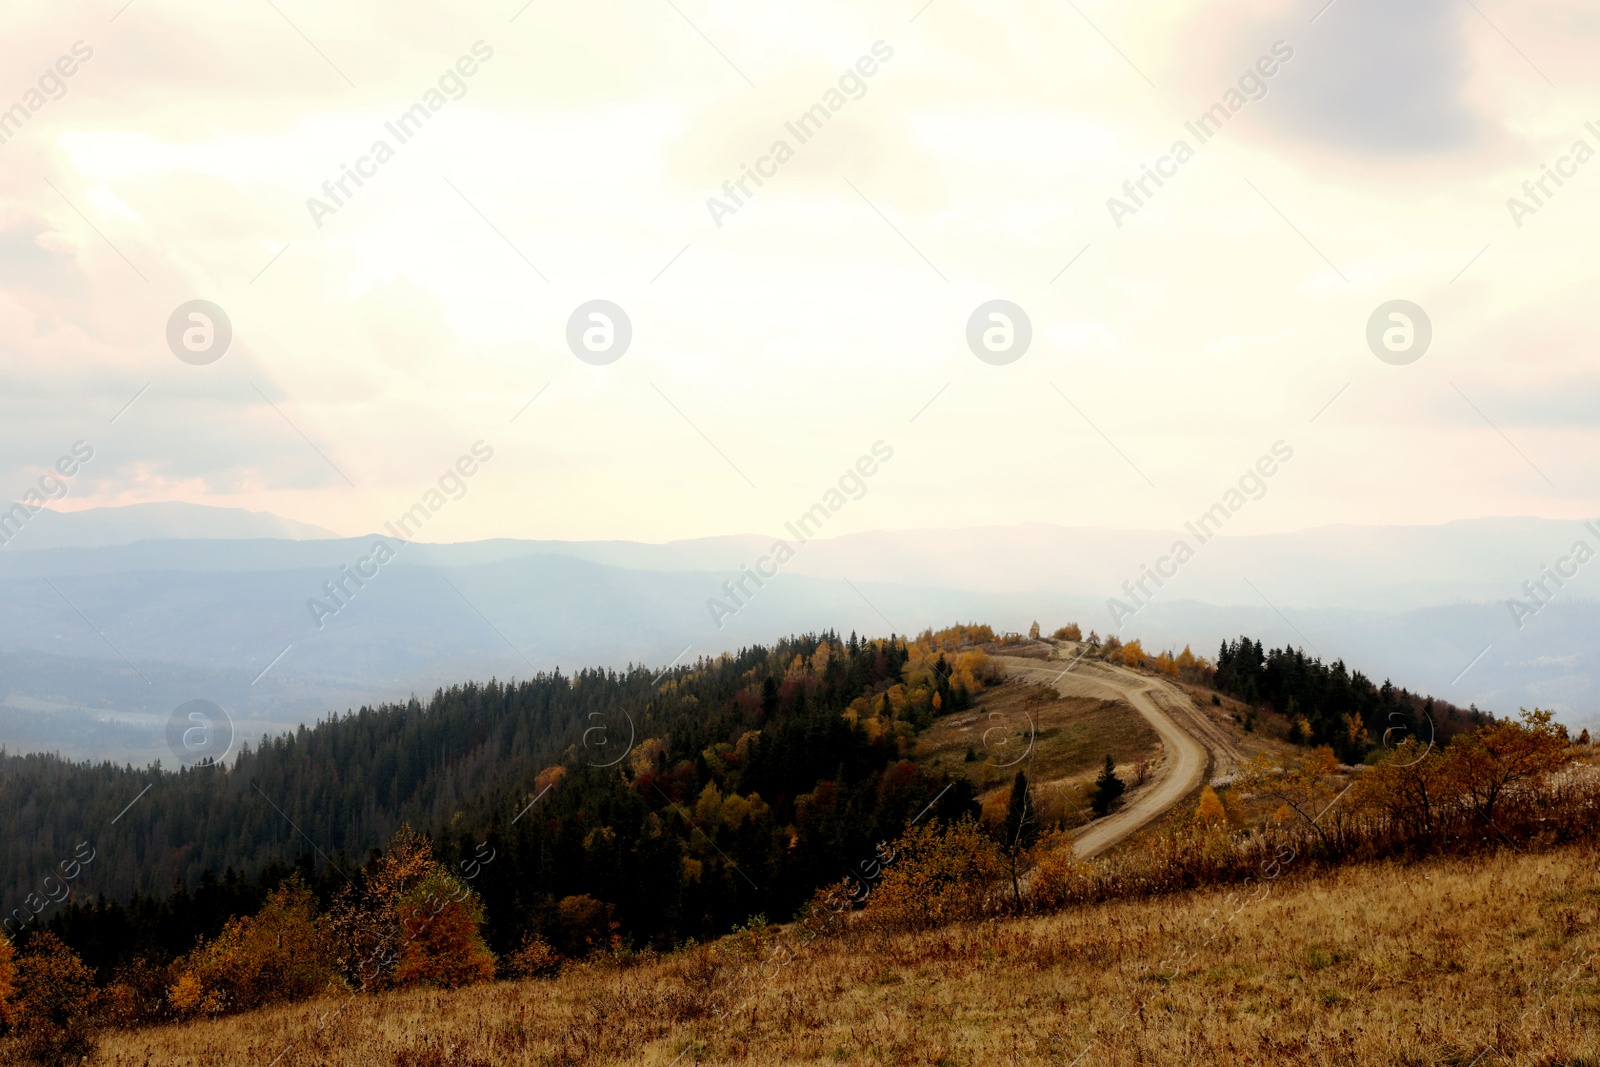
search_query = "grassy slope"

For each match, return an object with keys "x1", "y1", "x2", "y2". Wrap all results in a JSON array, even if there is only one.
[
  {"x1": 95, "y1": 841, "x2": 1600, "y2": 1066},
  {"x1": 912, "y1": 683, "x2": 1162, "y2": 825}
]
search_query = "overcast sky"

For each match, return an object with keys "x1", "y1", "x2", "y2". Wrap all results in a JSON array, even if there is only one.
[{"x1": 2, "y1": 0, "x2": 1595, "y2": 543}]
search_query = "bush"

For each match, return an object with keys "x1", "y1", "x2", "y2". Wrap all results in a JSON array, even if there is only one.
[
  {"x1": 9, "y1": 931, "x2": 98, "y2": 1065},
  {"x1": 168, "y1": 875, "x2": 335, "y2": 1018},
  {"x1": 504, "y1": 934, "x2": 563, "y2": 979},
  {"x1": 331, "y1": 824, "x2": 495, "y2": 992},
  {"x1": 0, "y1": 933, "x2": 16, "y2": 1029},
  {"x1": 392, "y1": 869, "x2": 496, "y2": 989},
  {"x1": 863, "y1": 818, "x2": 1003, "y2": 930},
  {"x1": 99, "y1": 956, "x2": 170, "y2": 1030},
  {"x1": 552, "y1": 894, "x2": 620, "y2": 959},
  {"x1": 1023, "y1": 832, "x2": 1084, "y2": 911}
]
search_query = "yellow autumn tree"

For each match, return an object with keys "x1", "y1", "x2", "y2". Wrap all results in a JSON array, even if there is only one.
[
  {"x1": 628, "y1": 737, "x2": 667, "y2": 778},
  {"x1": 533, "y1": 764, "x2": 566, "y2": 796},
  {"x1": 11, "y1": 931, "x2": 98, "y2": 1063},
  {"x1": 1196, "y1": 786, "x2": 1227, "y2": 827},
  {"x1": 1237, "y1": 747, "x2": 1342, "y2": 849},
  {"x1": 694, "y1": 780, "x2": 723, "y2": 825},
  {"x1": 1443, "y1": 707, "x2": 1569, "y2": 825},
  {"x1": 169, "y1": 874, "x2": 335, "y2": 1018},
  {"x1": 1355, "y1": 737, "x2": 1452, "y2": 839}
]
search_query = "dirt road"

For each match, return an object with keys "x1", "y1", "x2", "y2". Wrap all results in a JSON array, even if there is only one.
[{"x1": 996, "y1": 644, "x2": 1236, "y2": 859}]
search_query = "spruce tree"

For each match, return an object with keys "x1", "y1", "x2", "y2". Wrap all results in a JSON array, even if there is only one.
[{"x1": 1090, "y1": 755, "x2": 1125, "y2": 817}]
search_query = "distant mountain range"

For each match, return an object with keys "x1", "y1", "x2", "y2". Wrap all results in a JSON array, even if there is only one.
[
  {"x1": 4, "y1": 501, "x2": 337, "y2": 550},
  {"x1": 0, "y1": 504, "x2": 1592, "y2": 763}
]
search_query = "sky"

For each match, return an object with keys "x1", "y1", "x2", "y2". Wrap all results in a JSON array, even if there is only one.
[{"x1": 2, "y1": 0, "x2": 1597, "y2": 545}]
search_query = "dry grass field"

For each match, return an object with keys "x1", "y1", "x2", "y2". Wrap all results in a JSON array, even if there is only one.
[{"x1": 94, "y1": 841, "x2": 1600, "y2": 1067}]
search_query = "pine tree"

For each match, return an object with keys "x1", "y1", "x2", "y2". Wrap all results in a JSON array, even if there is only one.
[
  {"x1": 1090, "y1": 755, "x2": 1125, "y2": 817},
  {"x1": 1003, "y1": 772, "x2": 1039, "y2": 852}
]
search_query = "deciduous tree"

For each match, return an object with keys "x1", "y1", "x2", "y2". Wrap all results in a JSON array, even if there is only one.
[
  {"x1": 1000, "y1": 771, "x2": 1039, "y2": 911},
  {"x1": 1196, "y1": 785, "x2": 1227, "y2": 827},
  {"x1": 12, "y1": 931, "x2": 98, "y2": 1064},
  {"x1": 1236, "y1": 747, "x2": 1342, "y2": 849},
  {"x1": 393, "y1": 869, "x2": 496, "y2": 988},
  {"x1": 168, "y1": 874, "x2": 334, "y2": 1018},
  {"x1": 864, "y1": 819, "x2": 1002, "y2": 930},
  {"x1": 1357, "y1": 738, "x2": 1451, "y2": 842},
  {"x1": 1443, "y1": 708, "x2": 1568, "y2": 826}
]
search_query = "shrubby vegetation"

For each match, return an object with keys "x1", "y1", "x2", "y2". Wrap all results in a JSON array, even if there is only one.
[{"x1": 855, "y1": 707, "x2": 1585, "y2": 930}]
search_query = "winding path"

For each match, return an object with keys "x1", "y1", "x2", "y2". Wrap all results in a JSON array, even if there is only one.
[{"x1": 995, "y1": 643, "x2": 1234, "y2": 858}]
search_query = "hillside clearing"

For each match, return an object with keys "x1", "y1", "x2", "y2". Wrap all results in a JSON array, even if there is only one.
[{"x1": 914, "y1": 683, "x2": 1162, "y2": 825}]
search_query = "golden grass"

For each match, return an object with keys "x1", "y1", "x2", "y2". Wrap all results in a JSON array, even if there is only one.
[
  {"x1": 95, "y1": 842, "x2": 1600, "y2": 1066},
  {"x1": 916, "y1": 685, "x2": 1162, "y2": 800}
]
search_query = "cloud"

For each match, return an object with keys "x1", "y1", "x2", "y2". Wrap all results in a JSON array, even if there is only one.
[
  {"x1": 0, "y1": 0, "x2": 1595, "y2": 541},
  {"x1": 0, "y1": 222, "x2": 85, "y2": 297},
  {"x1": 1258, "y1": 0, "x2": 1483, "y2": 155}
]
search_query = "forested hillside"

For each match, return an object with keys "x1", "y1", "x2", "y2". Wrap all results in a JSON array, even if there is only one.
[
  {"x1": 3, "y1": 628, "x2": 996, "y2": 973},
  {"x1": 1211, "y1": 636, "x2": 1481, "y2": 761},
  {"x1": 0, "y1": 626, "x2": 1497, "y2": 1005}
]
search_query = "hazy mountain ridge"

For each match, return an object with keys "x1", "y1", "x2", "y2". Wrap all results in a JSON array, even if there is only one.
[
  {"x1": 0, "y1": 507, "x2": 1593, "y2": 762},
  {"x1": 6, "y1": 502, "x2": 338, "y2": 551}
]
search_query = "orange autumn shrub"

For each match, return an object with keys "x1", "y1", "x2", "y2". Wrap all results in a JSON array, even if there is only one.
[
  {"x1": 392, "y1": 869, "x2": 496, "y2": 989},
  {"x1": 9, "y1": 931, "x2": 98, "y2": 1064},
  {"x1": 862, "y1": 818, "x2": 1003, "y2": 931},
  {"x1": 331, "y1": 825, "x2": 496, "y2": 993},
  {"x1": 503, "y1": 933, "x2": 563, "y2": 979},
  {"x1": 0, "y1": 933, "x2": 15, "y2": 1029}
]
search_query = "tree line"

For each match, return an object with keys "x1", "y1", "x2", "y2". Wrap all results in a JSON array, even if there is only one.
[{"x1": 1212, "y1": 636, "x2": 1477, "y2": 762}]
